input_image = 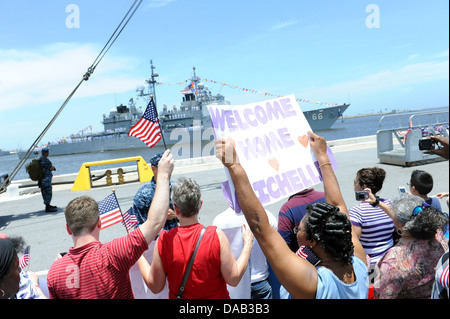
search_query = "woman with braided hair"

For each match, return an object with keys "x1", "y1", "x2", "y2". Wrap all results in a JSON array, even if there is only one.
[
  {"x1": 215, "y1": 131, "x2": 368, "y2": 299},
  {"x1": 301, "y1": 202, "x2": 355, "y2": 266}
]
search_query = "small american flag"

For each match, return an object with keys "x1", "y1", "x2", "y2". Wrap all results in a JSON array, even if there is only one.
[
  {"x1": 296, "y1": 245, "x2": 320, "y2": 266},
  {"x1": 296, "y1": 245, "x2": 309, "y2": 259},
  {"x1": 99, "y1": 193, "x2": 123, "y2": 230},
  {"x1": 122, "y1": 207, "x2": 138, "y2": 231},
  {"x1": 181, "y1": 81, "x2": 195, "y2": 95},
  {"x1": 440, "y1": 263, "x2": 449, "y2": 288},
  {"x1": 19, "y1": 245, "x2": 30, "y2": 269},
  {"x1": 128, "y1": 98, "x2": 162, "y2": 148}
]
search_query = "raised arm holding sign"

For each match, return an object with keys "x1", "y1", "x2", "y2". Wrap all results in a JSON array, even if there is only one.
[
  {"x1": 215, "y1": 132, "x2": 368, "y2": 299},
  {"x1": 208, "y1": 95, "x2": 337, "y2": 212}
]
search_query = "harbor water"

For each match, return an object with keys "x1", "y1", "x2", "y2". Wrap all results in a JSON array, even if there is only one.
[{"x1": 1, "y1": 107, "x2": 448, "y2": 181}]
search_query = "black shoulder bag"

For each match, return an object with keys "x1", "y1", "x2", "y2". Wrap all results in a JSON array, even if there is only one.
[{"x1": 177, "y1": 227, "x2": 206, "y2": 299}]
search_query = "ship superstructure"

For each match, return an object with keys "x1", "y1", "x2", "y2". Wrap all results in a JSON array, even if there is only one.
[{"x1": 18, "y1": 62, "x2": 348, "y2": 158}]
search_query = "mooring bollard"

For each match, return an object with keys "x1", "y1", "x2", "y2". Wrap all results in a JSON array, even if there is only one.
[{"x1": 117, "y1": 168, "x2": 124, "y2": 184}]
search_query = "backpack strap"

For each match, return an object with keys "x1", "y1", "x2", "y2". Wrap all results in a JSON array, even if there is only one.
[{"x1": 177, "y1": 226, "x2": 206, "y2": 299}]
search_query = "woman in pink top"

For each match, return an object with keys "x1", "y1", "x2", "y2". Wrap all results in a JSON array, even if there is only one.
[{"x1": 138, "y1": 177, "x2": 253, "y2": 299}]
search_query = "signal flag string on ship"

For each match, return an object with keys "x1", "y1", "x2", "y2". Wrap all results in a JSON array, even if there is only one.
[{"x1": 155, "y1": 77, "x2": 341, "y2": 107}]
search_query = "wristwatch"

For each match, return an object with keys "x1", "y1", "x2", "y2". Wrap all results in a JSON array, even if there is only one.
[{"x1": 371, "y1": 196, "x2": 380, "y2": 207}]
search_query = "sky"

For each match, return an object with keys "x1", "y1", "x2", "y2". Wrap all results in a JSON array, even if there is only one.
[{"x1": 0, "y1": 0, "x2": 448, "y2": 151}]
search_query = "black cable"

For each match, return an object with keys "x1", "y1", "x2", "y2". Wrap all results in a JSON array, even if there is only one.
[
  {"x1": 0, "y1": 0, "x2": 144, "y2": 191},
  {"x1": 90, "y1": 0, "x2": 143, "y2": 72}
]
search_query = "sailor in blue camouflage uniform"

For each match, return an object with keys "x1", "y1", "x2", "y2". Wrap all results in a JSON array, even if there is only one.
[
  {"x1": 38, "y1": 147, "x2": 57, "y2": 212},
  {"x1": 132, "y1": 152, "x2": 178, "y2": 231}
]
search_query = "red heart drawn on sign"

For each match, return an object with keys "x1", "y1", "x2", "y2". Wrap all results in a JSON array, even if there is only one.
[
  {"x1": 298, "y1": 135, "x2": 309, "y2": 148},
  {"x1": 268, "y1": 158, "x2": 279, "y2": 171}
]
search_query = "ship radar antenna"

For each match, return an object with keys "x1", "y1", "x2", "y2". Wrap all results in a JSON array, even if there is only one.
[
  {"x1": 191, "y1": 66, "x2": 200, "y2": 100},
  {"x1": 139, "y1": 60, "x2": 167, "y2": 150},
  {"x1": 148, "y1": 59, "x2": 159, "y2": 102}
]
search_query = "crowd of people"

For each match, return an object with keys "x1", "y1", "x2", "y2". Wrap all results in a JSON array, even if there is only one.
[{"x1": 1, "y1": 134, "x2": 448, "y2": 299}]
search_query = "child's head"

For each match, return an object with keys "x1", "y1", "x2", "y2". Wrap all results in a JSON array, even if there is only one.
[{"x1": 410, "y1": 170, "x2": 434, "y2": 196}]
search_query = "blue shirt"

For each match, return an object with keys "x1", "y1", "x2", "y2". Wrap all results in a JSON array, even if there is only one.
[
  {"x1": 315, "y1": 256, "x2": 369, "y2": 299},
  {"x1": 132, "y1": 178, "x2": 177, "y2": 231},
  {"x1": 426, "y1": 197, "x2": 442, "y2": 212},
  {"x1": 39, "y1": 155, "x2": 53, "y2": 186}
]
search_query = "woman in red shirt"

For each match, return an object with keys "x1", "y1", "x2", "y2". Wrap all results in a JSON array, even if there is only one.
[{"x1": 138, "y1": 177, "x2": 253, "y2": 299}]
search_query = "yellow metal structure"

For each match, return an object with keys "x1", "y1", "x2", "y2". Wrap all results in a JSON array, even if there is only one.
[{"x1": 71, "y1": 156, "x2": 153, "y2": 191}]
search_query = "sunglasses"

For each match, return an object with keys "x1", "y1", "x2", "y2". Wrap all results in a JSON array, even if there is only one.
[{"x1": 412, "y1": 202, "x2": 430, "y2": 216}]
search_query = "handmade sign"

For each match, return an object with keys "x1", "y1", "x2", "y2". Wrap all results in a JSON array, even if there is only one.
[
  {"x1": 129, "y1": 241, "x2": 169, "y2": 299},
  {"x1": 208, "y1": 94, "x2": 337, "y2": 211}
]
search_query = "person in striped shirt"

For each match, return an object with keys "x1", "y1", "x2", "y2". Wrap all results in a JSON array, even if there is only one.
[
  {"x1": 47, "y1": 150, "x2": 174, "y2": 299},
  {"x1": 277, "y1": 188, "x2": 326, "y2": 253},
  {"x1": 432, "y1": 250, "x2": 449, "y2": 299},
  {"x1": 349, "y1": 167, "x2": 394, "y2": 282}
]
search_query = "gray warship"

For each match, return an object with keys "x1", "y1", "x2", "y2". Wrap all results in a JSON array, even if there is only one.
[
  {"x1": 0, "y1": 149, "x2": 11, "y2": 156},
  {"x1": 18, "y1": 63, "x2": 349, "y2": 158}
]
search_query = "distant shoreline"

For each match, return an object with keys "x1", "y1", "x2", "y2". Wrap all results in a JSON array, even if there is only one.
[{"x1": 344, "y1": 106, "x2": 449, "y2": 119}]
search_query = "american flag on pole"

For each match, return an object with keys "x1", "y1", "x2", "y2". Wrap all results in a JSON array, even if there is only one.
[
  {"x1": 19, "y1": 245, "x2": 30, "y2": 269},
  {"x1": 99, "y1": 193, "x2": 123, "y2": 230},
  {"x1": 128, "y1": 98, "x2": 162, "y2": 148},
  {"x1": 122, "y1": 207, "x2": 138, "y2": 232},
  {"x1": 181, "y1": 81, "x2": 195, "y2": 95}
]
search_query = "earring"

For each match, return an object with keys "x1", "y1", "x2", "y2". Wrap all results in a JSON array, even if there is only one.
[
  {"x1": 396, "y1": 228, "x2": 404, "y2": 236},
  {"x1": 0, "y1": 289, "x2": 5, "y2": 298}
]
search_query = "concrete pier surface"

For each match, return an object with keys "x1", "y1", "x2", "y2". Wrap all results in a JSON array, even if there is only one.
[{"x1": 1, "y1": 135, "x2": 448, "y2": 276}]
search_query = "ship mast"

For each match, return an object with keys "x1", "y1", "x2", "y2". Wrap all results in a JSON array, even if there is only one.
[
  {"x1": 138, "y1": 60, "x2": 167, "y2": 149},
  {"x1": 147, "y1": 59, "x2": 159, "y2": 105},
  {"x1": 137, "y1": 60, "x2": 159, "y2": 103},
  {"x1": 192, "y1": 66, "x2": 199, "y2": 96},
  {"x1": 191, "y1": 66, "x2": 205, "y2": 108}
]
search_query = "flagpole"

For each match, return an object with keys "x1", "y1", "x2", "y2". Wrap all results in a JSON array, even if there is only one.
[
  {"x1": 112, "y1": 189, "x2": 129, "y2": 234},
  {"x1": 150, "y1": 94, "x2": 167, "y2": 150},
  {"x1": 146, "y1": 60, "x2": 167, "y2": 150}
]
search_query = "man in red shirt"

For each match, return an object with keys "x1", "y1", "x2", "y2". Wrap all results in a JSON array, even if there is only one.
[{"x1": 47, "y1": 150, "x2": 174, "y2": 299}]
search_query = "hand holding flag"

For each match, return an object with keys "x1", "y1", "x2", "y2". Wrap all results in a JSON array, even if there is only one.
[
  {"x1": 99, "y1": 193, "x2": 123, "y2": 230},
  {"x1": 19, "y1": 246, "x2": 31, "y2": 269},
  {"x1": 122, "y1": 207, "x2": 138, "y2": 232},
  {"x1": 296, "y1": 246, "x2": 320, "y2": 266}
]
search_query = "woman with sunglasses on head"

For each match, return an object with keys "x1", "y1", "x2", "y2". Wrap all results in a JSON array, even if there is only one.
[{"x1": 369, "y1": 194, "x2": 448, "y2": 299}]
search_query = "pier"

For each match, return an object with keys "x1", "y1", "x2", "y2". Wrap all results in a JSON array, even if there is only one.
[{"x1": 0, "y1": 135, "x2": 448, "y2": 277}]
